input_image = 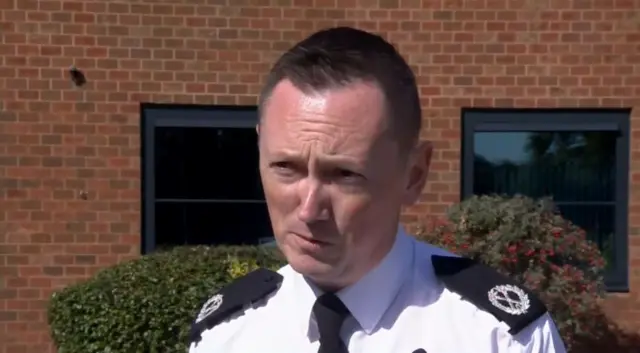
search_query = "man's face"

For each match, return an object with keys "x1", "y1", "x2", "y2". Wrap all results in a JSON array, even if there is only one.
[{"x1": 258, "y1": 80, "x2": 431, "y2": 290}]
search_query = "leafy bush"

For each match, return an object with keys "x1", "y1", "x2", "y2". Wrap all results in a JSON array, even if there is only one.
[
  {"x1": 49, "y1": 196, "x2": 640, "y2": 352},
  {"x1": 48, "y1": 245, "x2": 286, "y2": 353},
  {"x1": 412, "y1": 194, "x2": 639, "y2": 352}
]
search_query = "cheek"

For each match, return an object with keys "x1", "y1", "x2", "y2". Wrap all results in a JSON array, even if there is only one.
[
  {"x1": 262, "y1": 178, "x2": 298, "y2": 221},
  {"x1": 332, "y1": 184, "x2": 403, "y2": 231},
  {"x1": 330, "y1": 191, "x2": 373, "y2": 230}
]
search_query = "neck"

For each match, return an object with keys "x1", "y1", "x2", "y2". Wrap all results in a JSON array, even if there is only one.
[{"x1": 308, "y1": 226, "x2": 399, "y2": 293}]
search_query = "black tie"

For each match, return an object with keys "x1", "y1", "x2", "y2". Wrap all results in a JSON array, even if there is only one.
[{"x1": 312, "y1": 292, "x2": 350, "y2": 353}]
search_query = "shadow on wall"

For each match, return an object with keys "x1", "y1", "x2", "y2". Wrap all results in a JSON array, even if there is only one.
[{"x1": 573, "y1": 309, "x2": 640, "y2": 353}]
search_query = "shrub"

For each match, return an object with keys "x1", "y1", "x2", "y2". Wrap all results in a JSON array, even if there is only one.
[
  {"x1": 413, "y1": 195, "x2": 610, "y2": 352},
  {"x1": 49, "y1": 196, "x2": 640, "y2": 352},
  {"x1": 48, "y1": 245, "x2": 286, "y2": 353}
]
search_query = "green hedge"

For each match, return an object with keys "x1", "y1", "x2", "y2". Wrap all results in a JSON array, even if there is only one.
[{"x1": 48, "y1": 245, "x2": 286, "y2": 353}]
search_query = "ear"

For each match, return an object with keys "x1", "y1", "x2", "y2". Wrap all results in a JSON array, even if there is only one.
[
  {"x1": 402, "y1": 141, "x2": 433, "y2": 206},
  {"x1": 255, "y1": 123, "x2": 260, "y2": 135}
]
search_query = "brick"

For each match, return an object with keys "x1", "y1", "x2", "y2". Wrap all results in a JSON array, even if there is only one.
[{"x1": 0, "y1": 311, "x2": 17, "y2": 321}]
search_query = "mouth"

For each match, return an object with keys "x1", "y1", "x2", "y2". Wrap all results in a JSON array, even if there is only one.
[{"x1": 293, "y1": 232, "x2": 331, "y2": 246}]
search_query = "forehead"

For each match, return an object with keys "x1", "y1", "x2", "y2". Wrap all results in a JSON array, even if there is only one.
[
  {"x1": 260, "y1": 80, "x2": 389, "y2": 142},
  {"x1": 258, "y1": 81, "x2": 404, "y2": 169}
]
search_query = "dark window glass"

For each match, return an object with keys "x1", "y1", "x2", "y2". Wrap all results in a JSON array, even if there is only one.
[
  {"x1": 154, "y1": 201, "x2": 272, "y2": 249},
  {"x1": 472, "y1": 131, "x2": 617, "y2": 267},
  {"x1": 154, "y1": 127, "x2": 263, "y2": 200},
  {"x1": 461, "y1": 109, "x2": 630, "y2": 291}
]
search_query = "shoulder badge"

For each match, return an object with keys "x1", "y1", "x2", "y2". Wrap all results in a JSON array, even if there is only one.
[
  {"x1": 432, "y1": 255, "x2": 547, "y2": 335},
  {"x1": 189, "y1": 267, "x2": 283, "y2": 345}
]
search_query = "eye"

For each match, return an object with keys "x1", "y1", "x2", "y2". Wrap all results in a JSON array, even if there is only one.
[
  {"x1": 337, "y1": 169, "x2": 359, "y2": 178},
  {"x1": 334, "y1": 169, "x2": 364, "y2": 183},
  {"x1": 272, "y1": 161, "x2": 293, "y2": 170},
  {"x1": 269, "y1": 161, "x2": 299, "y2": 178}
]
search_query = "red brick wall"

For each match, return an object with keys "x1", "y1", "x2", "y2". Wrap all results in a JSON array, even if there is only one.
[{"x1": 1, "y1": 0, "x2": 639, "y2": 352}]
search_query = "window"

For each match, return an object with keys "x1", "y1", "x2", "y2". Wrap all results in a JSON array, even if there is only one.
[
  {"x1": 141, "y1": 104, "x2": 272, "y2": 254},
  {"x1": 461, "y1": 108, "x2": 630, "y2": 291}
]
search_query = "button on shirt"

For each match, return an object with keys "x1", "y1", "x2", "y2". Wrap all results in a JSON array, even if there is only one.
[{"x1": 190, "y1": 228, "x2": 567, "y2": 353}]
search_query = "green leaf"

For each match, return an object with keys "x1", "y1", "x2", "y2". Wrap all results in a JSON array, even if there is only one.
[{"x1": 47, "y1": 245, "x2": 286, "y2": 353}]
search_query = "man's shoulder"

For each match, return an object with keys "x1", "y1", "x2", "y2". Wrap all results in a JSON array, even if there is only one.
[
  {"x1": 189, "y1": 267, "x2": 285, "y2": 346},
  {"x1": 425, "y1": 250, "x2": 548, "y2": 336}
]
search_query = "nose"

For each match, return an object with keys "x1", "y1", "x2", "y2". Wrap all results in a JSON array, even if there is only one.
[{"x1": 297, "y1": 177, "x2": 330, "y2": 223}]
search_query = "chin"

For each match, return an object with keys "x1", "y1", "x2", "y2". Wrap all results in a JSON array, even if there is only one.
[
  {"x1": 287, "y1": 254, "x2": 350, "y2": 291},
  {"x1": 285, "y1": 251, "x2": 334, "y2": 278}
]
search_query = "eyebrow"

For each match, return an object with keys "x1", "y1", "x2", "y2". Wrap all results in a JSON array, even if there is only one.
[{"x1": 269, "y1": 150, "x2": 365, "y2": 168}]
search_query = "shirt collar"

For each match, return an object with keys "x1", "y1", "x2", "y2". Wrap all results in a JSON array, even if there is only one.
[{"x1": 292, "y1": 226, "x2": 414, "y2": 336}]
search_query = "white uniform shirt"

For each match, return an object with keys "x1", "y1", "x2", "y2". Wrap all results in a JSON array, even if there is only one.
[{"x1": 190, "y1": 228, "x2": 567, "y2": 353}]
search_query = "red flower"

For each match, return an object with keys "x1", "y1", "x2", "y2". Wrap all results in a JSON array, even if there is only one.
[{"x1": 411, "y1": 195, "x2": 607, "y2": 352}]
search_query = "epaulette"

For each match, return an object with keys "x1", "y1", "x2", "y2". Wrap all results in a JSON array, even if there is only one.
[
  {"x1": 189, "y1": 268, "x2": 283, "y2": 345},
  {"x1": 432, "y1": 255, "x2": 547, "y2": 335}
]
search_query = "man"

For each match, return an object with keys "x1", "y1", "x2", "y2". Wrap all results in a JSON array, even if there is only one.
[{"x1": 189, "y1": 27, "x2": 566, "y2": 353}]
